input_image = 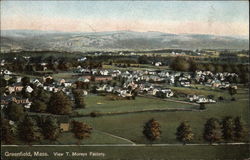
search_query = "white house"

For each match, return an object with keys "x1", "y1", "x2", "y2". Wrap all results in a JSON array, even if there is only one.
[{"x1": 25, "y1": 86, "x2": 33, "y2": 93}]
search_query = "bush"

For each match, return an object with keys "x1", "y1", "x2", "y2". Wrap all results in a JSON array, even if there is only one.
[
  {"x1": 231, "y1": 97, "x2": 236, "y2": 101},
  {"x1": 90, "y1": 111, "x2": 101, "y2": 117},
  {"x1": 218, "y1": 96, "x2": 224, "y2": 101},
  {"x1": 200, "y1": 103, "x2": 206, "y2": 110}
]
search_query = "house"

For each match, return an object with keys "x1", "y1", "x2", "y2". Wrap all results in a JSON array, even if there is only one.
[
  {"x1": 105, "y1": 86, "x2": 114, "y2": 93},
  {"x1": 78, "y1": 77, "x2": 90, "y2": 83},
  {"x1": 188, "y1": 95, "x2": 216, "y2": 104},
  {"x1": 16, "y1": 77, "x2": 22, "y2": 83},
  {"x1": 1, "y1": 60, "x2": 5, "y2": 66},
  {"x1": 155, "y1": 89, "x2": 174, "y2": 98},
  {"x1": 155, "y1": 62, "x2": 162, "y2": 66},
  {"x1": 3, "y1": 75, "x2": 12, "y2": 81},
  {"x1": 39, "y1": 63, "x2": 48, "y2": 71},
  {"x1": 6, "y1": 83, "x2": 23, "y2": 94},
  {"x1": 83, "y1": 90, "x2": 88, "y2": 96},
  {"x1": 32, "y1": 79, "x2": 43, "y2": 87},
  {"x1": 92, "y1": 75, "x2": 113, "y2": 81},
  {"x1": 43, "y1": 86, "x2": 55, "y2": 92},
  {"x1": 1, "y1": 95, "x2": 31, "y2": 109},
  {"x1": 188, "y1": 95, "x2": 199, "y2": 102},
  {"x1": 99, "y1": 70, "x2": 109, "y2": 76},
  {"x1": 180, "y1": 81, "x2": 191, "y2": 87},
  {"x1": 59, "y1": 79, "x2": 66, "y2": 85},
  {"x1": 96, "y1": 85, "x2": 107, "y2": 92},
  {"x1": 63, "y1": 82, "x2": 72, "y2": 87},
  {"x1": 43, "y1": 76, "x2": 53, "y2": 82},
  {"x1": 0, "y1": 69, "x2": 12, "y2": 75},
  {"x1": 118, "y1": 90, "x2": 132, "y2": 97},
  {"x1": 77, "y1": 57, "x2": 87, "y2": 62},
  {"x1": 25, "y1": 86, "x2": 33, "y2": 93}
]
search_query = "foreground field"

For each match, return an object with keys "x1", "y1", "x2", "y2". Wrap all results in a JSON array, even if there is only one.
[
  {"x1": 74, "y1": 88, "x2": 249, "y2": 144},
  {"x1": 2, "y1": 88, "x2": 249, "y2": 159},
  {"x1": 2, "y1": 144, "x2": 249, "y2": 160}
]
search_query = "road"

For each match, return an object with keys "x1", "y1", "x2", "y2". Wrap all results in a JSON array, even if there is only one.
[
  {"x1": 94, "y1": 129, "x2": 136, "y2": 144},
  {"x1": 2, "y1": 142, "x2": 249, "y2": 147}
]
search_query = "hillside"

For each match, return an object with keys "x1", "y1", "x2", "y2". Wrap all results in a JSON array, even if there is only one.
[{"x1": 1, "y1": 30, "x2": 249, "y2": 52}]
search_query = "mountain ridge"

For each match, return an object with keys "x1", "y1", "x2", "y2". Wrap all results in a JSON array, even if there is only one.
[{"x1": 1, "y1": 30, "x2": 249, "y2": 52}]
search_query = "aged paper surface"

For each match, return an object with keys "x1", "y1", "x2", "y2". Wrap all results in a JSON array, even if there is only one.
[{"x1": 1, "y1": 1, "x2": 249, "y2": 159}]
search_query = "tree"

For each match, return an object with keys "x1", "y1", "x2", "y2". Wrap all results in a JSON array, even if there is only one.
[
  {"x1": 188, "y1": 59, "x2": 197, "y2": 72},
  {"x1": 143, "y1": 119, "x2": 161, "y2": 141},
  {"x1": 223, "y1": 64, "x2": 233, "y2": 73},
  {"x1": 228, "y1": 86, "x2": 237, "y2": 98},
  {"x1": 234, "y1": 117, "x2": 245, "y2": 141},
  {"x1": 41, "y1": 116, "x2": 60, "y2": 140},
  {"x1": 138, "y1": 56, "x2": 149, "y2": 64},
  {"x1": 199, "y1": 103, "x2": 206, "y2": 110},
  {"x1": 203, "y1": 118, "x2": 222, "y2": 143},
  {"x1": 21, "y1": 77, "x2": 30, "y2": 86},
  {"x1": 20, "y1": 87, "x2": 31, "y2": 99},
  {"x1": 37, "y1": 89, "x2": 51, "y2": 103},
  {"x1": 19, "y1": 116, "x2": 43, "y2": 142},
  {"x1": 206, "y1": 64, "x2": 216, "y2": 73},
  {"x1": 8, "y1": 77, "x2": 17, "y2": 85},
  {"x1": 30, "y1": 100, "x2": 47, "y2": 113},
  {"x1": 196, "y1": 64, "x2": 206, "y2": 71},
  {"x1": 6, "y1": 103, "x2": 24, "y2": 121},
  {"x1": 72, "y1": 89, "x2": 86, "y2": 108},
  {"x1": 215, "y1": 65, "x2": 224, "y2": 73},
  {"x1": 239, "y1": 72, "x2": 249, "y2": 84},
  {"x1": 71, "y1": 120, "x2": 92, "y2": 139},
  {"x1": 176, "y1": 121, "x2": 194, "y2": 144},
  {"x1": 170, "y1": 57, "x2": 190, "y2": 72},
  {"x1": 222, "y1": 116, "x2": 235, "y2": 141},
  {"x1": 0, "y1": 77, "x2": 7, "y2": 87},
  {"x1": 48, "y1": 91, "x2": 72, "y2": 115},
  {"x1": 1, "y1": 118, "x2": 15, "y2": 144}
]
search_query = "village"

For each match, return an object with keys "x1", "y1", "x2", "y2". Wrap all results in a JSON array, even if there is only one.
[
  {"x1": 0, "y1": 49, "x2": 249, "y2": 160},
  {"x1": 1, "y1": 63, "x2": 240, "y2": 108},
  {"x1": 0, "y1": 53, "x2": 243, "y2": 131}
]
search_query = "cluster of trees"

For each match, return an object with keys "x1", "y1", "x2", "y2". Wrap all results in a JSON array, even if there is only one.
[
  {"x1": 4, "y1": 90, "x2": 73, "y2": 122},
  {"x1": 143, "y1": 116, "x2": 246, "y2": 144},
  {"x1": 1, "y1": 116, "x2": 93, "y2": 144},
  {"x1": 30, "y1": 90, "x2": 72, "y2": 115},
  {"x1": 47, "y1": 91, "x2": 73, "y2": 115},
  {"x1": 1, "y1": 116, "x2": 60, "y2": 144},
  {"x1": 5, "y1": 55, "x2": 105, "y2": 74},
  {"x1": 204, "y1": 117, "x2": 246, "y2": 143}
]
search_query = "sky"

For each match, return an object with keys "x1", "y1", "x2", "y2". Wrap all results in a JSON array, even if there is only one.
[{"x1": 1, "y1": 1, "x2": 249, "y2": 36}]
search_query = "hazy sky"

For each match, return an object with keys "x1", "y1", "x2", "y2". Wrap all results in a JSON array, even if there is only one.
[{"x1": 1, "y1": 1, "x2": 249, "y2": 36}]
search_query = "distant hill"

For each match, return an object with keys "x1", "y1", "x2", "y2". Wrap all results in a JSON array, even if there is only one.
[{"x1": 1, "y1": 30, "x2": 249, "y2": 52}]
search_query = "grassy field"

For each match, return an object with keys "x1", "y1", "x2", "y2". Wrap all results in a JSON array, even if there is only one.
[
  {"x1": 73, "y1": 88, "x2": 249, "y2": 144},
  {"x1": 2, "y1": 87, "x2": 249, "y2": 159},
  {"x1": 102, "y1": 64, "x2": 170, "y2": 71},
  {"x1": 2, "y1": 145, "x2": 249, "y2": 160},
  {"x1": 75, "y1": 95, "x2": 196, "y2": 115},
  {"x1": 52, "y1": 71, "x2": 79, "y2": 80}
]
